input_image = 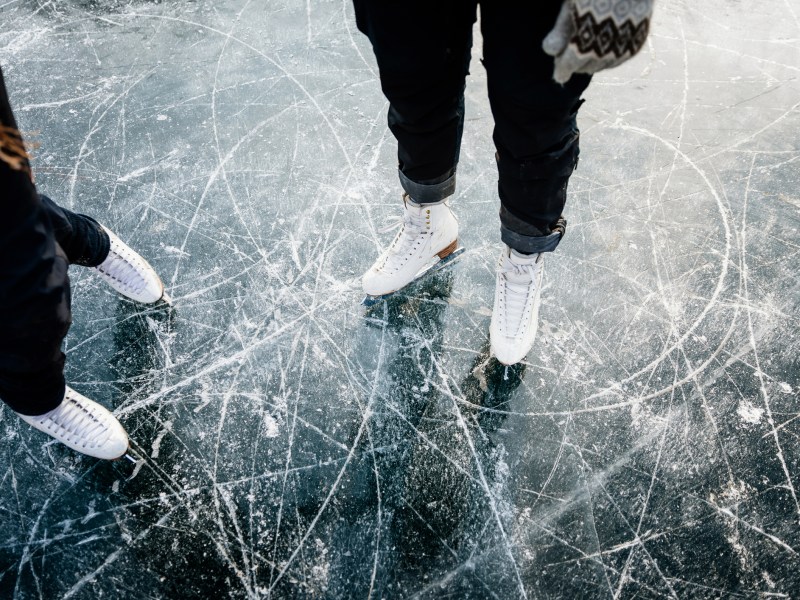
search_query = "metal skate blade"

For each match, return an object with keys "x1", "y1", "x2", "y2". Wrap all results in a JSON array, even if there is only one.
[{"x1": 361, "y1": 246, "x2": 465, "y2": 307}]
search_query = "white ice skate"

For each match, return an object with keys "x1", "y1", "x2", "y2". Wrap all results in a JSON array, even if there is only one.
[
  {"x1": 95, "y1": 225, "x2": 168, "y2": 304},
  {"x1": 18, "y1": 386, "x2": 129, "y2": 459},
  {"x1": 490, "y1": 246, "x2": 544, "y2": 365},
  {"x1": 362, "y1": 195, "x2": 463, "y2": 306}
]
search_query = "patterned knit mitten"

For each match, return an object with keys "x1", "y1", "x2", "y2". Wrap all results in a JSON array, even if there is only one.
[{"x1": 543, "y1": 0, "x2": 653, "y2": 84}]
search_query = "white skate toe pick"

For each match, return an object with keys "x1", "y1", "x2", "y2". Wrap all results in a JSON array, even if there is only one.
[
  {"x1": 95, "y1": 226, "x2": 166, "y2": 304},
  {"x1": 490, "y1": 246, "x2": 544, "y2": 365},
  {"x1": 362, "y1": 196, "x2": 459, "y2": 299},
  {"x1": 18, "y1": 386, "x2": 129, "y2": 460}
]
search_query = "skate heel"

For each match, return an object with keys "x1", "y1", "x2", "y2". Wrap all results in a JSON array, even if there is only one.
[
  {"x1": 362, "y1": 243, "x2": 466, "y2": 307},
  {"x1": 437, "y1": 240, "x2": 458, "y2": 260}
]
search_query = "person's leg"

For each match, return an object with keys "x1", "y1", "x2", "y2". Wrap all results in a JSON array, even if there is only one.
[
  {"x1": 481, "y1": 0, "x2": 591, "y2": 253},
  {"x1": 1, "y1": 70, "x2": 75, "y2": 415},
  {"x1": 480, "y1": 1, "x2": 591, "y2": 364},
  {"x1": 355, "y1": 0, "x2": 477, "y2": 297},
  {"x1": 1, "y1": 66, "x2": 129, "y2": 459},
  {"x1": 0, "y1": 237, "x2": 71, "y2": 416},
  {"x1": 354, "y1": 0, "x2": 477, "y2": 202},
  {"x1": 0, "y1": 223, "x2": 131, "y2": 458},
  {"x1": 39, "y1": 194, "x2": 110, "y2": 267},
  {"x1": 39, "y1": 195, "x2": 166, "y2": 303}
]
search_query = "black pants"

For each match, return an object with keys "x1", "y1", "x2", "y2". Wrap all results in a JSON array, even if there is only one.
[
  {"x1": 1, "y1": 64, "x2": 110, "y2": 416},
  {"x1": 0, "y1": 195, "x2": 109, "y2": 416},
  {"x1": 353, "y1": 0, "x2": 591, "y2": 253},
  {"x1": 40, "y1": 196, "x2": 110, "y2": 269}
]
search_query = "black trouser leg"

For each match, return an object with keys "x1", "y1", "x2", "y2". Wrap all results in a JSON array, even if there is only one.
[
  {"x1": 1, "y1": 192, "x2": 110, "y2": 415},
  {"x1": 481, "y1": 0, "x2": 591, "y2": 253},
  {"x1": 0, "y1": 66, "x2": 74, "y2": 416},
  {"x1": 353, "y1": 0, "x2": 478, "y2": 202},
  {"x1": 0, "y1": 244, "x2": 71, "y2": 416},
  {"x1": 39, "y1": 195, "x2": 110, "y2": 267}
]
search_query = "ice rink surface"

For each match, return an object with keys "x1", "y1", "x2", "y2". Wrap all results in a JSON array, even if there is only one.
[{"x1": 1, "y1": 1, "x2": 799, "y2": 598}]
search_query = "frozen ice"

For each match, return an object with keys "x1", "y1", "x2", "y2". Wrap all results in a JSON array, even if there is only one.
[{"x1": 1, "y1": 0, "x2": 799, "y2": 598}]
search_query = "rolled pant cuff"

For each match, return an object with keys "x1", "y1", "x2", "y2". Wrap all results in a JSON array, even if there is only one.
[
  {"x1": 398, "y1": 169, "x2": 456, "y2": 204},
  {"x1": 500, "y1": 224, "x2": 564, "y2": 254}
]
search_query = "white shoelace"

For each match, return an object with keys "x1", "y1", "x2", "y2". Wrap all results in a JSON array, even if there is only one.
[
  {"x1": 35, "y1": 397, "x2": 112, "y2": 449},
  {"x1": 499, "y1": 255, "x2": 541, "y2": 336},
  {"x1": 378, "y1": 209, "x2": 429, "y2": 273},
  {"x1": 98, "y1": 242, "x2": 147, "y2": 294}
]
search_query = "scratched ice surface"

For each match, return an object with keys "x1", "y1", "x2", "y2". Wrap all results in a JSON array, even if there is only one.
[{"x1": 1, "y1": 0, "x2": 799, "y2": 598}]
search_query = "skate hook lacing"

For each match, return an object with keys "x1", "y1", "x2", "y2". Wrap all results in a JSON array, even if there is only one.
[
  {"x1": 377, "y1": 208, "x2": 429, "y2": 273},
  {"x1": 499, "y1": 258, "x2": 541, "y2": 337},
  {"x1": 97, "y1": 240, "x2": 148, "y2": 296},
  {"x1": 33, "y1": 395, "x2": 112, "y2": 449}
]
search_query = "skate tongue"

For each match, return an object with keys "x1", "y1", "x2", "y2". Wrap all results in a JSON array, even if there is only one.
[
  {"x1": 505, "y1": 270, "x2": 532, "y2": 285},
  {"x1": 509, "y1": 248, "x2": 540, "y2": 263},
  {"x1": 503, "y1": 254, "x2": 537, "y2": 280}
]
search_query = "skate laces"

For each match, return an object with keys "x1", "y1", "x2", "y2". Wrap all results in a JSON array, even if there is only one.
[
  {"x1": 499, "y1": 253, "x2": 542, "y2": 336},
  {"x1": 40, "y1": 396, "x2": 112, "y2": 448},
  {"x1": 99, "y1": 242, "x2": 146, "y2": 293},
  {"x1": 378, "y1": 207, "x2": 428, "y2": 272}
]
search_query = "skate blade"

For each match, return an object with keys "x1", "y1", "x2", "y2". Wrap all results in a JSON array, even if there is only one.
[{"x1": 361, "y1": 246, "x2": 465, "y2": 307}]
